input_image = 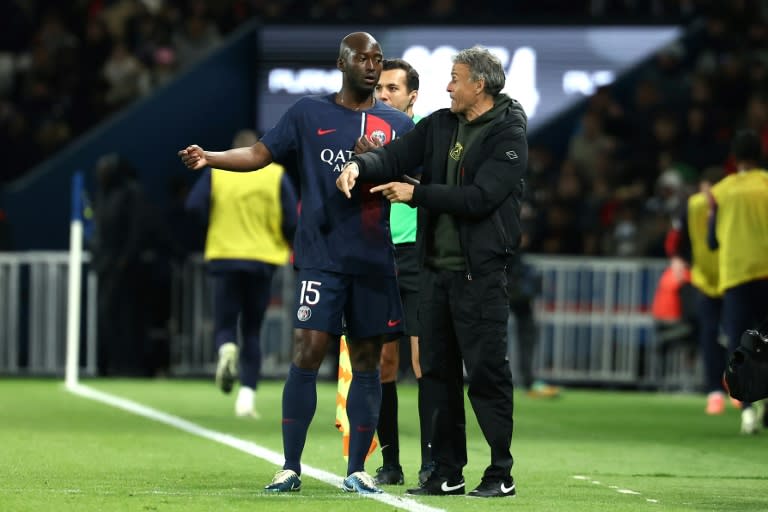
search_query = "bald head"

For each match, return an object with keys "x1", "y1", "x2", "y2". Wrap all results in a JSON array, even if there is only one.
[
  {"x1": 339, "y1": 32, "x2": 380, "y2": 61},
  {"x1": 336, "y1": 32, "x2": 383, "y2": 100}
]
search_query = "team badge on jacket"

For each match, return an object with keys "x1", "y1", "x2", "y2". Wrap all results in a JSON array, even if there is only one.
[{"x1": 450, "y1": 142, "x2": 463, "y2": 161}]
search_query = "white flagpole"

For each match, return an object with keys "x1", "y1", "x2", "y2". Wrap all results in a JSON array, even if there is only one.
[{"x1": 65, "y1": 171, "x2": 84, "y2": 388}]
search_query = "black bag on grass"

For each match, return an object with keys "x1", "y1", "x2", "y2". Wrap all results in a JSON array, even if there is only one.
[{"x1": 724, "y1": 328, "x2": 768, "y2": 403}]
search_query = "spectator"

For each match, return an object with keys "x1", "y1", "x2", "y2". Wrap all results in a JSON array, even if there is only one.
[
  {"x1": 147, "y1": 46, "x2": 177, "y2": 90},
  {"x1": 102, "y1": 41, "x2": 148, "y2": 109},
  {"x1": 72, "y1": 16, "x2": 113, "y2": 131},
  {"x1": 681, "y1": 104, "x2": 728, "y2": 172},
  {"x1": 566, "y1": 110, "x2": 614, "y2": 179},
  {"x1": 674, "y1": 165, "x2": 731, "y2": 414},
  {"x1": 90, "y1": 153, "x2": 152, "y2": 377},
  {"x1": 165, "y1": 173, "x2": 205, "y2": 256},
  {"x1": 185, "y1": 129, "x2": 298, "y2": 418},
  {"x1": 172, "y1": 15, "x2": 220, "y2": 70},
  {"x1": 508, "y1": 244, "x2": 560, "y2": 398},
  {"x1": 708, "y1": 129, "x2": 768, "y2": 434}
]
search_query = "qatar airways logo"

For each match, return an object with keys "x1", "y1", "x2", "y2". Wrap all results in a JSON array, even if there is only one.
[{"x1": 320, "y1": 148, "x2": 354, "y2": 173}]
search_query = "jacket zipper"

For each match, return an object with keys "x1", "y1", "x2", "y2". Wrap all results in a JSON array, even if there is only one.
[
  {"x1": 458, "y1": 165, "x2": 472, "y2": 280},
  {"x1": 461, "y1": 226, "x2": 472, "y2": 281},
  {"x1": 491, "y1": 210, "x2": 512, "y2": 254}
]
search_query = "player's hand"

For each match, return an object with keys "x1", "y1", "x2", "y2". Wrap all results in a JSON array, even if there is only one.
[
  {"x1": 354, "y1": 135, "x2": 382, "y2": 154},
  {"x1": 337, "y1": 162, "x2": 359, "y2": 198},
  {"x1": 178, "y1": 145, "x2": 207, "y2": 170},
  {"x1": 370, "y1": 182, "x2": 414, "y2": 203}
]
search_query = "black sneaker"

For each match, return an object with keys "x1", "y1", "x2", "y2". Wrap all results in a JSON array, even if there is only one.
[
  {"x1": 406, "y1": 474, "x2": 465, "y2": 496},
  {"x1": 467, "y1": 478, "x2": 516, "y2": 498},
  {"x1": 374, "y1": 464, "x2": 404, "y2": 485},
  {"x1": 418, "y1": 461, "x2": 435, "y2": 485}
]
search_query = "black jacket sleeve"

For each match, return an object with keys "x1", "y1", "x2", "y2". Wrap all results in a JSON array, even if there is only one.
[
  {"x1": 412, "y1": 127, "x2": 527, "y2": 220},
  {"x1": 353, "y1": 118, "x2": 430, "y2": 182}
]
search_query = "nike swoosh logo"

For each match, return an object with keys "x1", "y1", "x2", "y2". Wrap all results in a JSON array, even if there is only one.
[
  {"x1": 441, "y1": 481, "x2": 464, "y2": 492},
  {"x1": 317, "y1": 128, "x2": 336, "y2": 135},
  {"x1": 501, "y1": 482, "x2": 515, "y2": 493},
  {"x1": 387, "y1": 319, "x2": 401, "y2": 327}
]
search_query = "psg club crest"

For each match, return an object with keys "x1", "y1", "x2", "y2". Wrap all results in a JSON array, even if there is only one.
[
  {"x1": 297, "y1": 305, "x2": 312, "y2": 322},
  {"x1": 370, "y1": 129, "x2": 387, "y2": 145}
]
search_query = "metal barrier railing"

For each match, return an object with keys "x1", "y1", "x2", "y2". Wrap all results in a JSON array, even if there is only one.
[
  {"x1": 0, "y1": 251, "x2": 97, "y2": 376},
  {"x1": 527, "y1": 255, "x2": 701, "y2": 388},
  {"x1": 168, "y1": 255, "x2": 295, "y2": 377},
  {"x1": 0, "y1": 252, "x2": 701, "y2": 390},
  {"x1": 0, "y1": 254, "x2": 20, "y2": 373}
]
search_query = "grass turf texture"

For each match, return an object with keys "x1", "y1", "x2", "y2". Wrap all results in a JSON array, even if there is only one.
[{"x1": 2, "y1": 378, "x2": 768, "y2": 511}]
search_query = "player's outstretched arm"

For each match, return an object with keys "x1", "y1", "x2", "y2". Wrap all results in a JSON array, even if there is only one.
[{"x1": 178, "y1": 142, "x2": 273, "y2": 171}]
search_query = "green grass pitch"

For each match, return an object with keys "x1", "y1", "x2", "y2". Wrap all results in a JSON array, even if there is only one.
[{"x1": 2, "y1": 378, "x2": 768, "y2": 511}]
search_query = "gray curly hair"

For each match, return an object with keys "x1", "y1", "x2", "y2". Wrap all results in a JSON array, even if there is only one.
[{"x1": 452, "y1": 46, "x2": 506, "y2": 97}]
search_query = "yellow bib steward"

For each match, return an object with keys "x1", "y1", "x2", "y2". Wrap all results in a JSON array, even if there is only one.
[
  {"x1": 687, "y1": 192, "x2": 720, "y2": 298},
  {"x1": 205, "y1": 164, "x2": 291, "y2": 265},
  {"x1": 711, "y1": 169, "x2": 768, "y2": 292}
]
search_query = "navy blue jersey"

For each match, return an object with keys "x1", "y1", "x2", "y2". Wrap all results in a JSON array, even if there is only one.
[{"x1": 261, "y1": 94, "x2": 414, "y2": 275}]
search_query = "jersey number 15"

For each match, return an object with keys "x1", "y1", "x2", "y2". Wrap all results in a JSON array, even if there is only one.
[{"x1": 299, "y1": 280, "x2": 321, "y2": 305}]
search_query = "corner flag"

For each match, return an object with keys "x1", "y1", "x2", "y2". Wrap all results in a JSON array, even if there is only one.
[{"x1": 335, "y1": 335, "x2": 378, "y2": 461}]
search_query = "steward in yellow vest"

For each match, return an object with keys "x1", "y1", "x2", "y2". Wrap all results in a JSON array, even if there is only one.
[{"x1": 185, "y1": 129, "x2": 298, "y2": 418}]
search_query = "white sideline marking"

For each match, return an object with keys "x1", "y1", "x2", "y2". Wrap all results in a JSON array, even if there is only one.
[
  {"x1": 66, "y1": 383, "x2": 444, "y2": 512},
  {"x1": 572, "y1": 475, "x2": 658, "y2": 503}
]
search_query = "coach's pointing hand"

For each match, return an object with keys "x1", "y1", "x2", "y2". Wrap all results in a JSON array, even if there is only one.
[
  {"x1": 337, "y1": 162, "x2": 360, "y2": 198},
  {"x1": 370, "y1": 182, "x2": 414, "y2": 203}
]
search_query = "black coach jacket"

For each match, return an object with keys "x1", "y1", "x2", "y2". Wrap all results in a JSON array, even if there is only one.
[{"x1": 351, "y1": 96, "x2": 529, "y2": 279}]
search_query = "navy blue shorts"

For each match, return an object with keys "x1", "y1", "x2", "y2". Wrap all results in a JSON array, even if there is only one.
[{"x1": 293, "y1": 269, "x2": 404, "y2": 340}]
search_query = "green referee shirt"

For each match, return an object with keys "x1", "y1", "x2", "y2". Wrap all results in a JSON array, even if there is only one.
[{"x1": 389, "y1": 114, "x2": 421, "y2": 245}]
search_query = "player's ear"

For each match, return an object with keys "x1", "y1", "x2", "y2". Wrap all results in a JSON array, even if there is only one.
[{"x1": 337, "y1": 56, "x2": 345, "y2": 72}]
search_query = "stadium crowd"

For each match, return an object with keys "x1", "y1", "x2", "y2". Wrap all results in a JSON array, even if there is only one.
[
  {"x1": 1, "y1": 0, "x2": 768, "y2": 260},
  {"x1": 524, "y1": 1, "x2": 768, "y2": 257}
]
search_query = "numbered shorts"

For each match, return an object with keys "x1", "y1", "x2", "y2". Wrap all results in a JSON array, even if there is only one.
[{"x1": 293, "y1": 269, "x2": 404, "y2": 340}]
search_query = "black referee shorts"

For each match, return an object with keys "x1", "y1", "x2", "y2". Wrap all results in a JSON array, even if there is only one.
[{"x1": 396, "y1": 243, "x2": 419, "y2": 337}]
